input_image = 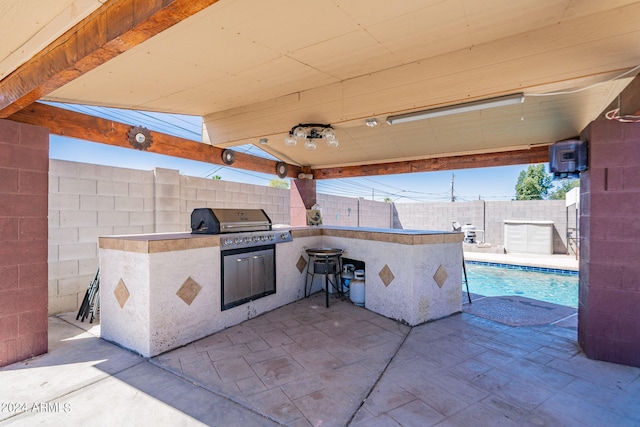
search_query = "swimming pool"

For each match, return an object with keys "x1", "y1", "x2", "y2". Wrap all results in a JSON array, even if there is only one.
[{"x1": 463, "y1": 261, "x2": 579, "y2": 308}]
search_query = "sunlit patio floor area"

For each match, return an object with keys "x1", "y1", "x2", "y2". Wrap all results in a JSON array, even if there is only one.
[{"x1": 2, "y1": 289, "x2": 639, "y2": 426}]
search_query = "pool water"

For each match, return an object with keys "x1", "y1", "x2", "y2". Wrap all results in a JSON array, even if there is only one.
[{"x1": 463, "y1": 263, "x2": 579, "y2": 308}]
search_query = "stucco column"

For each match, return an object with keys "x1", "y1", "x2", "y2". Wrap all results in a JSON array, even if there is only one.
[
  {"x1": 0, "y1": 119, "x2": 49, "y2": 367},
  {"x1": 578, "y1": 118, "x2": 640, "y2": 367},
  {"x1": 290, "y1": 178, "x2": 316, "y2": 226}
]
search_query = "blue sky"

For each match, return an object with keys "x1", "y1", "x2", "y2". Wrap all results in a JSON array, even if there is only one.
[{"x1": 47, "y1": 103, "x2": 539, "y2": 202}]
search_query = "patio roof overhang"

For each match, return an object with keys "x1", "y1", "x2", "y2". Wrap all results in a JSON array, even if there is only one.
[{"x1": 2, "y1": 0, "x2": 640, "y2": 178}]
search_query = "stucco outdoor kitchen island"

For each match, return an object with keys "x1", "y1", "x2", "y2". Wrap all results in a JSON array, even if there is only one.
[{"x1": 98, "y1": 226, "x2": 463, "y2": 357}]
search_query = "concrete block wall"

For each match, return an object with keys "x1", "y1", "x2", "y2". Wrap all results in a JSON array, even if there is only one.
[
  {"x1": 486, "y1": 200, "x2": 567, "y2": 253},
  {"x1": 317, "y1": 195, "x2": 392, "y2": 228},
  {"x1": 393, "y1": 199, "x2": 569, "y2": 253},
  {"x1": 155, "y1": 168, "x2": 181, "y2": 232},
  {"x1": 394, "y1": 200, "x2": 485, "y2": 232},
  {"x1": 319, "y1": 194, "x2": 515, "y2": 233},
  {"x1": 358, "y1": 198, "x2": 393, "y2": 228},
  {"x1": 48, "y1": 160, "x2": 155, "y2": 314},
  {"x1": 179, "y1": 175, "x2": 290, "y2": 230},
  {"x1": 317, "y1": 194, "x2": 359, "y2": 227}
]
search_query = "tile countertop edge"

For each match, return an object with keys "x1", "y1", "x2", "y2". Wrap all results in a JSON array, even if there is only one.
[
  {"x1": 314, "y1": 227, "x2": 462, "y2": 245},
  {"x1": 98, "y1": 233, "x2": 220, "y2": 254},
  {"x1": 98, "y1": 227, "x2": 463, "y2": 254}
]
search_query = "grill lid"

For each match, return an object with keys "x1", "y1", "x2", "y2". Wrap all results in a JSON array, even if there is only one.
[{"x1": 191, "y1": 208, "x2": 272, "y2": 234}]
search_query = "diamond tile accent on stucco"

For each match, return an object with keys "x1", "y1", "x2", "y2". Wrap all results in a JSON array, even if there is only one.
[
  {"x1": 177, "y1": 276, "x2": 202, "y2": 306},
  {"x1": 379, "y1": 264, "x2": 395, "y2": 287},
  {"x1": 433, "y1": 265, "x2": 448, "y2": 288},
  {"x1": 114, "y1": 278, "x2": 130, "y2": 308},
  {"x1": 296, "y1": 255, "x2": 307, "y2": 273}
]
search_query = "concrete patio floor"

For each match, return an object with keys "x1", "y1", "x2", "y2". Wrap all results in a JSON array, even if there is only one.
[{"x1": 2, "y1": 290, "x2": 639, "y2": 426}]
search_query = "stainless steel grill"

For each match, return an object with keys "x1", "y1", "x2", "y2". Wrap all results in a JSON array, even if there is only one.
[
  {"x1": 190, "y1": 208, "x2": 292, "y2": 310},
  {"x1": 190, "y1": 208, "x2": 292, "y2": 249},
  {"x1": 191, "y1": 208, "x2": 272, "y2": 234}
]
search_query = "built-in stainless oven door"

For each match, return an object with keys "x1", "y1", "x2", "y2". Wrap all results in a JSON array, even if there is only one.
[{"x1": 221, "y1": 244, "x2": 275, "y2": 310}]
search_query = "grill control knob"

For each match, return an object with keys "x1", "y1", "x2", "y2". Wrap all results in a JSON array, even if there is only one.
[
  {"x1": 224, "y1": 238, "x2": 232, "y2": 246},
  {"x1": 252, "y1": 236, "x2": 259, "y2": 242},
  {"x1": 244, "y1": 237, "x2": 251, "y2": 243},
  {"x1": 267, "y1": 235, "x2": 274, "y2": 241},
  {"x1": 280, "y1": 234, "x2": 289, "y2": 240},
  {"x1": 260, "y1": 235, "x2": 266, "y2": 241},
  {"x1": 235, "y1": 237, "x2": 242, "y2": 244}
]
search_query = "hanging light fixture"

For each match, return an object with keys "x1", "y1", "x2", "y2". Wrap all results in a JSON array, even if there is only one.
[{"x1": 284, "y1": 123, "x2": 339, "y2": 150}]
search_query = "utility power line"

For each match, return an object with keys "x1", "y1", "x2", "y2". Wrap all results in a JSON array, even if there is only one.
[{"x1": 49, "y1": 103, "x2": 521, "y2": 202}]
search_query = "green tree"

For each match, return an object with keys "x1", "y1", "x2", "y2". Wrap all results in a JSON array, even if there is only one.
[
  {"x1": 515, "y1": 164, "x2": 553, "y2": 200},
  {"x1": 549, "y1": 178, "x2": 579, "y2": 200},
  {"x1": 269, "y1": 178, "x2": 289, "y2": 189}
]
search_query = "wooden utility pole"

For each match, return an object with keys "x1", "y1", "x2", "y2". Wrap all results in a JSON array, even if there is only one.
[{"x1": 450, "y1": 173, "x2": 455, "y2": 202}]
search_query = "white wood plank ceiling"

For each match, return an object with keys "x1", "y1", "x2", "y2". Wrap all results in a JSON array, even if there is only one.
[{"x1": 2, "y1": 0, "x2": 640, "y2": 169}]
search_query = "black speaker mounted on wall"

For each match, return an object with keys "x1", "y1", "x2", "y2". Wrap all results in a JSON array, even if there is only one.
[{"x1": 549, "y1": 139, "x2": 588, "y2": 179}]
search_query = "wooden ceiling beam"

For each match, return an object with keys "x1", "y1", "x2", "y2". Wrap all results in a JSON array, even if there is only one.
[
  {"x1": 9, "y1": 102, "x2": 300, "y2": 178},
  {"x1": 0, "y1": 0, "x2": 220, "y2": 118},
  {"x1": 9, "y1": 102, "x2": 549, "y2": 180},
  {"x1": 311, "y1": 146, "x2": 550, "y2": 179}
]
